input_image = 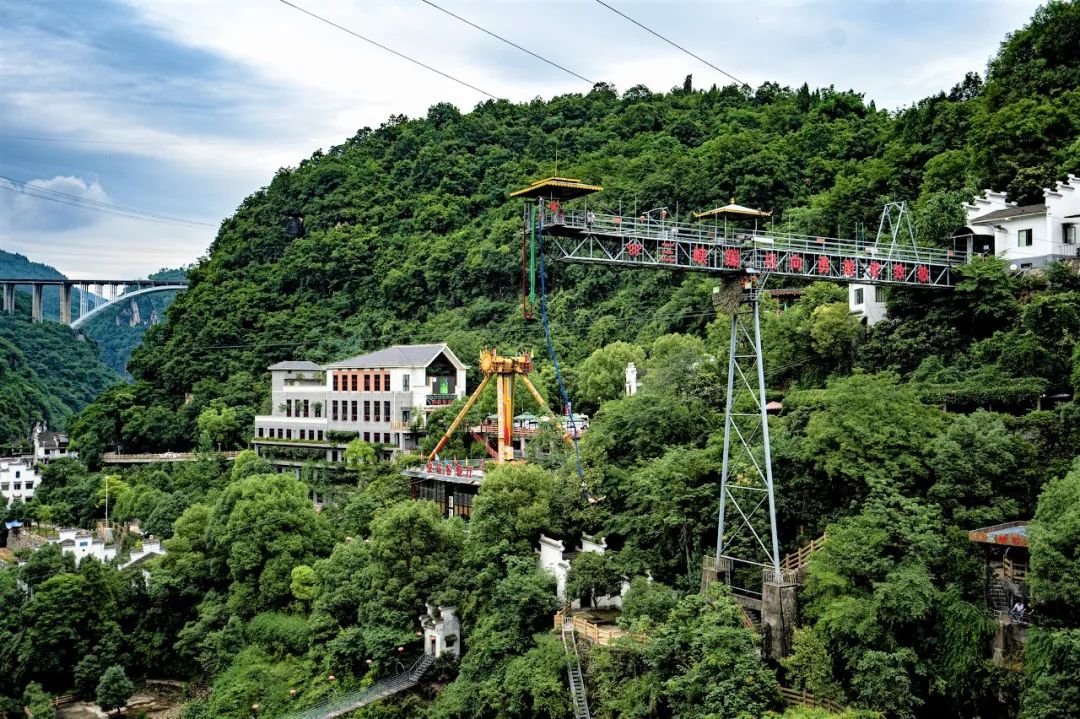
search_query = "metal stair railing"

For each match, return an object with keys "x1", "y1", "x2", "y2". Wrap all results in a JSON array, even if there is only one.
[
  {"x1": 281, "y1": 654, "x2": 434, "y2": 719},
  {"x1": 561, "y1": 617, "x2": 593, "y2": 719}
]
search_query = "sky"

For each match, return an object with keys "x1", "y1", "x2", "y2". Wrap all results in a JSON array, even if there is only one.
[{"x1": 0, "y1": 0, "x2": 1043, "y2": 279}]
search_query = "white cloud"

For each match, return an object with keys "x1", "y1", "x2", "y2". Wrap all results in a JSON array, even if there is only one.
[
  {"x1": 0, "y1": 175, "x2": 111, "y2": 233},
  {"x1": 0, "y1": 211, "x2": 212, "y2": 280}
]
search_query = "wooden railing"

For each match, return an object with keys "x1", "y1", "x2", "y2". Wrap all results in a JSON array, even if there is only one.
[
  {"x1": 1003, "y1": 556, "x2": 1028, "y2": 582},
  {"x1": 781, "y1": 533, "x2": 827, "y2": 573},
  {"x1": 553, "y1": 610, "x2": 641, "y2": 647},
  {"x1": 778, "y1": 686, "x2": 846, "y2": 714}
]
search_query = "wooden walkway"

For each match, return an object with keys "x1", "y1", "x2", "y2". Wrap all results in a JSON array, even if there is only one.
[{"x1": 102, "y1": 451, "x2": 241, "y2": 464}]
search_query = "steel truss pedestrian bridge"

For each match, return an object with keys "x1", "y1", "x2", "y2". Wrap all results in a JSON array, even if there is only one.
[{"x1": 541, "y1": 205, "x2": 960, "y2": 288}]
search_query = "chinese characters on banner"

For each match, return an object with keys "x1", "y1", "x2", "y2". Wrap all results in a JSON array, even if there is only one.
[
  {"x1": 659, "y1": 241, "x2": 676, "y2": 264},
  {"x1": 692, "y1": 246, "x2": 710, "y2": 266}
]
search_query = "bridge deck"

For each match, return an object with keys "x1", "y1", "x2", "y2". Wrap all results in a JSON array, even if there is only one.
[{"x1": 542, "y1": 208, "x2": 961, "y2": 288}]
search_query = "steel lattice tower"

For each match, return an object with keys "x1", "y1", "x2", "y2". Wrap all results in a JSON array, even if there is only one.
[{"x1": 712, "y1": 277, "x2": 782, "y2": 584}]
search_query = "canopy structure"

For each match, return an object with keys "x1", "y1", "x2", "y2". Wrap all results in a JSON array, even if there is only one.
[
  {"x1": 694, "y1": 200, "x2": 772, "y2": 220},
  {"x1": 510, "y1": 176, "x2": 603, "y2": 200}
]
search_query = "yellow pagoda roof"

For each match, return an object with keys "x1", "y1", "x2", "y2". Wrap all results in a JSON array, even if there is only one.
[
  {"x1": 693, "y1": 200, "x2": 772, "y2": 219},
  {"x1": 510, "y1": 176, "x2": 603, "y2": 200}
]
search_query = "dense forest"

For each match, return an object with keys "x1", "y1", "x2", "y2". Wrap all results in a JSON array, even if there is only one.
[
  {"x1": 3, "y1": 2, "x2": 1080, "y2": 718},
  {"x1": 0, "y1": 317, "x2": 117, "y2": 451}
]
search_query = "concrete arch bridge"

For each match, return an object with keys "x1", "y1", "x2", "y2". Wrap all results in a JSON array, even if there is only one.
[{"x1": 0, "y1": 278, "x2": 187, "y2": 326}]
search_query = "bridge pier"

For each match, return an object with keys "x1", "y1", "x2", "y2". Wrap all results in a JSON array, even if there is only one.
[
  {"x1": 1, "y1": 284, "x2": 13, "y2": 314},
  {"x1": 31, "y1": 283, "x2": 44, "y2": 322},
  {"x1": 79, "y1": 283, "x2": 88, "y2": 319},
  {"x1": 60, "y1": 283, "x2": 72, "y2": 325}
]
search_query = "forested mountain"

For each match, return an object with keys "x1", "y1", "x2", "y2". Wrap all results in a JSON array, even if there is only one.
[
  {"x1": 0, "y1": 317, "x2": 118, "y2": 451},
  {"x1": 5, "y1": 2, "x2": 1078, "y2": 718}
]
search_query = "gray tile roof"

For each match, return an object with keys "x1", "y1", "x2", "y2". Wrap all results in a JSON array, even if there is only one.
[
  {"x1": 970, "y1": 203, "x2": 1046, "y2": 224},
  {"x1": 326, "y1": 343, "x2": 465, "y2": 370},
  {"x1": 267, "y1": 360, "x2": 323, "y2": 371},
  {"x1": 36, "y1": 432, "x2": 68, "y2": 449}
]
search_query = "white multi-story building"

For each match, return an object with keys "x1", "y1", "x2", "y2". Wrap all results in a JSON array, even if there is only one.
[
  {"x1": 0, "y1": 459, "x2": 38, "y2": 507},
  {"x1": 851, "y1": 175, "x2": 1080, "y2": 324},
  {"x1": 956, "y1": 176, "x2": 1080, "y2": 269},
  {"x1": 252, "y1": 344, "x2": 467, "y2": 465}
]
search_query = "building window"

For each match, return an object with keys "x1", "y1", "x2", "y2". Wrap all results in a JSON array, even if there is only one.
[
  {"x1": 402, "y1": 409, "x2": 411, "y2": 424},
  {"x1": 350, "y1": 374, "x2": 357, "y2": 392},
  {"x1": 364, "y1": 373, "x2": 371, "y2": 391},
  {"x1": 384, "y1": 432, "x2": 391, "y2": 444},
  {"x1": 403, "y1": 374, "x2": 409, "y2": 391},
  {"x1": 299, "y1": 429, "x2": 305, "y2": 440},
  {"x1": 25, "y1": 481, "x2": 33, "y2": 490},
  {"x1": 314, "y1": 403, "x2": 321, "y2": 418},
  {"x1": 363, "y1": 432, "x2": 370, "y2": 442},
  {"x1": 12, "y1": 483, "x2": 19, "y2": 491},
  {"x1": 374, "y1": 373, "x2": 381, "y2": 392},
  {"x1": 364, "y1": 400, "x2": 371, "y2": 422},
  {"x1": 317, "y1": 430, "x2": 324, "y2": 440},
  {"x1": 286, "y1": 429, "x2": 292, "y2": 439},
  {"x1": 854, "y1": 288, "x2": 864, "y2": 305},
  {"x1": 333, "y1": 373, "x2": 339, "y2": 391},
  {"x1": 374, "y1": 401, "x2": 381, "y2": 422},
  {"x1": 285, "y1": 400, "x2": 292, "y2": 417},
  {"x1": 0, "y1": 483, "x2": 7, "y2": 492},
  {"x1": 1065, "y1": 225, "x2": 1077, "y2": 245},
  {"x1": 384, "y1": 401, "x2": 391, "y2": 422},
  {"x1": 303, "y1": 400, "x2": 309, "y2": 417},
  {"x1": 14, "y1": 471, "x2": 19, "y2": 479},
  {"x1": 874, "y1": 286, "x2": 885, "y2": 303},
  {"x1": 351, "y1": 400, "x2": 358, "y2": 422},
  {"x1": 332, "y1": 400, "x2": 339, "y2": 421},
  {"x1": 258, "y1": 427, "x2": 264, "y2": 437},
  {"x1": 1019, "y1": 228, "x2": 1033, "y2": 247},
  {"x1": 384, "y1": 373, "x2": 390, "y2": 390}
]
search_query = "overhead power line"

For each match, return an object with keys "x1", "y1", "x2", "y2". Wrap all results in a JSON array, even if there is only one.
[
  {"x1": 275, "y1": 0, "x2": 500, "y2": 100},
  {"x1": 0, "y1": 134, "x2": 320, "y2": 147},
  {"x1": 593, "y1": 0, "x2": 748, "y2": 87},
  {"x1": 418, "y1": 0, "x2": 593, "y2": 85},
  {"x1": 0, "y1": 175, "x2": 217, "y2": 229}
]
